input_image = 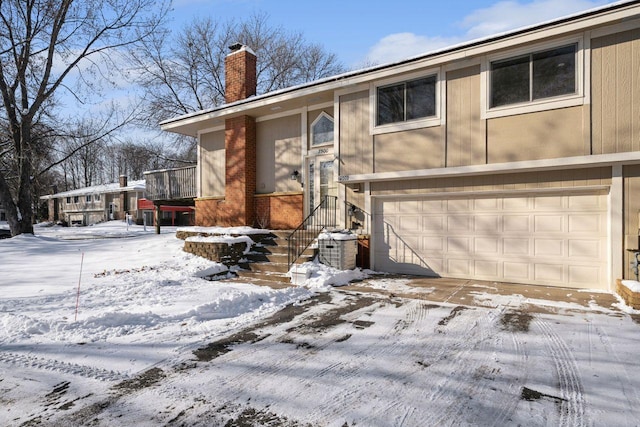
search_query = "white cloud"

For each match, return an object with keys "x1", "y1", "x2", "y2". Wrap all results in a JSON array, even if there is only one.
[
  {"x1": 365, "y1": 33, "x2": 454, "y2": 64},
  {"x1": 459, "y1": 0, "x2": 609, "y2": 39},
  {"x1": 365, "y1": 0, "x2": 611, "y2": 65}
]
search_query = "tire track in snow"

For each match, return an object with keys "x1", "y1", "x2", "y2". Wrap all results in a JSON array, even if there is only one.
[
  {"x1": 534, "y1": 319, "x2": 586, "y2": 427},
  {"x1": 416, "y1": 306, "x2": 502, "y2": 426},
  {"x1": 203, "y1": 295, "x2": 383, "y2": 398},
  {"x1": 590, "y1": 320, "x2": 640, "y2": 417},
  {"x1": 0, "y1": 351, "x2": 130, "y2": 382},
  {"x1": 304, "y1": 299, "x2": 434, "y2": 423}
]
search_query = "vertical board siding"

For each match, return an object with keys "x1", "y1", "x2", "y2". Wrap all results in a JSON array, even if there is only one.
[
  {"x1": 487, "y1": 106, "x2": 587, "y2": 162},
  {"x1": 592, "y1": 29, "x2": 640, "y2": 154},
  {"x1": 256, "y1": 115, "x2": 302, "y2": 194},
  {"x1": 200, "y1": 131, "x2": 225, "y2": 197},
  {"x1": 374, "y1": 127, "x2": 445, "y2": 172},
  {"x1": 339, "y1": 91, "x2": 373, "y2": 176},
  {"x1": 446, "y1": 65, "x2": 486, "y2": 167},
  {"x1": 370, "y1": 167, "x2": 611, "y2": 196}
]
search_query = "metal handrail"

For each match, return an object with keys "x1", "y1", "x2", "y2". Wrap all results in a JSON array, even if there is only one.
[{"x1": 287, "y1": 195, "x2": 337, "y2": 267}]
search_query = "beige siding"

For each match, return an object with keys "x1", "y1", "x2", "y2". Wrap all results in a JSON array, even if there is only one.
[
  {"x1": 592, "y1": 29, "x2": 640, "y2": 154},
  {"x1": 487, "y1": 106, "x2": 587, "y2": 163},
  {"x1": 446, "y1": 65, "x2": 486, "y2": 167},
  {"x1": 624, "y1": 165, "x2": 640, "y2": 280},
  {"x1": 371, "y1": 167, "x2": 611, "y2": 196},
  {"x1": 374, "y1": 127, "x2": 445, "y2": 173},
  {"x1": 256, "y1": 115, "x2": 301, "y2": 194},
  {"x1": 200, "y1": 131, "x2": 225, "y2": 197},
  {"x1": 339, "y1": 91, "x2": 373, "y2": 176}
]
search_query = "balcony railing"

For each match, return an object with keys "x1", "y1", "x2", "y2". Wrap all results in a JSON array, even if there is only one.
[{"x1": 144, "y1": 165, "x2": 196, "y2": 201}]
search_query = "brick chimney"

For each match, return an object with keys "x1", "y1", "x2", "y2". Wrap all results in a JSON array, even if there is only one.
[
  {"x1": 219, "y1": 43, "x2": 257, "y2": 227},
  {"x1": 225, "y1": 43, "x2": 257, "y2": 104},
  {"x1": 119, "y1": 175, "x2": 128, "y2": 187}
]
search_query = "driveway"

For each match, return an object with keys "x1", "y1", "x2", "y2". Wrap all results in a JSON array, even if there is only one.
[{"x1": 39, "y1": 276, "x2": 640, "y2": 427}]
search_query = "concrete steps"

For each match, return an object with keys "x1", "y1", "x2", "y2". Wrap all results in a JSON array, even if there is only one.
[{"x1": 225, "y1": 231, "x2": 316, "y2": 287}]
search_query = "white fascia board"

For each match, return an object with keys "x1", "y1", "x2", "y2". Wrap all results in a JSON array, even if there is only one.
[{"x1": 340, "y1": 152, "x2": 640, "y2": 184}]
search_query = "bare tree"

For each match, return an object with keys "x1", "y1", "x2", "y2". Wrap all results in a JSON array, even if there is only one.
[
  {"x1": 0, "y1": 0, "x2": 168, "y2": 236},
  {"x1": 131, "y1": 12, "x2": 345, "y2": 125}
]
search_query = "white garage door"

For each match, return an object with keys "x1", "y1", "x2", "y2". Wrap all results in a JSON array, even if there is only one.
[{"x1": 374, "y1": 191, "x2": 609, "y2": 289}]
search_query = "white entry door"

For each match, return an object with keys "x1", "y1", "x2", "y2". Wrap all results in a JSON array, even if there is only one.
[{"x1": 307, "y1": 154, "x2": 337, "y2": 216}]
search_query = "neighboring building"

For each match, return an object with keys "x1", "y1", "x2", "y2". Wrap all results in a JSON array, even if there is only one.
[
  {"x1": 137, "y1": 198, "x2": 195, "y2": 227},
  {"x1": 160, "y1": 1, "x2": 640, "y2": 291},
  {"x1": 41, "y1": 176, "x2": 145, "y2": 225}
]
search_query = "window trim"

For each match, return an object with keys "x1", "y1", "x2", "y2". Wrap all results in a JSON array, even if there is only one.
[
  {"x1": 370, "y1": 68, "x2": 441, "y2": 135},
  {"x1": 310, "y1": 111, "x2": 334, "y2": 147},
  {"x1": 481, "y1": 35, "x2": 584, "y2": 119}
]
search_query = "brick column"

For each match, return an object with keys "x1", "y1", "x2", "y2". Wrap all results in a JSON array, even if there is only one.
[{"x1": 221, "y1": 115, "x2": 256, "y2": 226}]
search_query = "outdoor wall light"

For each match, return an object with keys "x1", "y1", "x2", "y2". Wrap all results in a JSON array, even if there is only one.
[{"x1": 290, "y1": 170, "x2": 300, "y2": 180}]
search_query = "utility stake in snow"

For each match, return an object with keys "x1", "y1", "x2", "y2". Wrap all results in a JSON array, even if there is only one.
[{"x1": 75, "y1": 252, "x2": 85, "y2": 322}]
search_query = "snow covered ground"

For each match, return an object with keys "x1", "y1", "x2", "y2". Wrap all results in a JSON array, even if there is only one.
[{"x1": 1, "y1": 221, "x2": 639, "y2": 426}]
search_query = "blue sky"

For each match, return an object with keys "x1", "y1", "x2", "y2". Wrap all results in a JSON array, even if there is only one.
[{"x1": 170, "y1": 0, "x2": 620, "y2": 67}]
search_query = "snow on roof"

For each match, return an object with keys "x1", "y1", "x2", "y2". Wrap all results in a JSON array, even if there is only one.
[{"x1": 40, "y1": 180, "x2": 146, "y2": 200}]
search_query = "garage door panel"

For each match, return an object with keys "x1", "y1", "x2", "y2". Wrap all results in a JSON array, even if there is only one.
[
  {"x1": 568, "y1": 193, "x2": 604, "y2": 209},
  {"x1": 447, "y1": 237, "x2": 471, "y2": 253},
  {"x1": 569, "y1": 214, "x2": 604, "y2": 233},
  {"x1": 423, "y1": 236, "x2": 444, "y2": 251},
  {"x1": 503, "y1": 197, "x2": 529, "y2": 210},
  {"x1": 568, "y1": 239, "x2": 602, "y2": 259},
  {"x1": 474, "y1": 215, "x2": 500, "y2": 232},
  {"x1": 374, "y1": 192, "x2": 608, "y2": 289},
  {"x1": 475, "y1": 260, "x2": 500, "y2": 277},
  {"x1": 475, "y1": 237, "x2": 499, "y2": 254},
  {"x1": 423, "y1": 216, "x2": 445, "y2": 232},
  {"x1": 422, "y1": 199, "x2": 446, "y2": 212},
  {"x1": 504, "y1": 262, "x2": 530, "y2": 279},
  {"x1": 448, "y1": 258, "x2": 470, "y2": 275},
  {"x1": 534, "y1": 196, "x2": 565, "y2": 210},
  {"x1": 503, "y1": 215, "x2": 530, "y2": 232},
  {"x1": 535, "y1": 239, "x2": 565, "y2": 257},
  {"x1": 534, "y1": 263, "x2": 565, "y2": 282},
  {"x1": 568, "y1": 264, "x2": 602, "y2": 285},
  {"x1": 534, "y1": 215, "x2": 565, "y2": 233},
  {"x1": 504, "y1": 238, "x2": 530, "y2": 255},
  {"x1": 399, "y1": 215, "x2": 421, "y2": 232},
  {"x1": 448, "y1": 215, "x2": 472, "y2": 232},
  {"x1": 474, "y1": 198, "x2": 500, "y2": 211}
]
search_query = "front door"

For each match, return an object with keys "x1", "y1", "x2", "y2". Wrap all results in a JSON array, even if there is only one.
[{"x1": 307, "y1": 154, "x2": 337, "y2": 220}]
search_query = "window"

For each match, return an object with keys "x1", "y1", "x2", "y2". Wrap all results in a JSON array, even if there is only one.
[
  {"x1": 73, "y1": 196, "x2": 79, "y2": 203},
  {"x1": 66, "y1": 197, "x2": 71, "y2": 204},
  {"x1": 95, "y1": 194, "x2": 101, "y2": 202},
  {"x1": 490, "y1": 44, "x2": 577, "y2": 108},
  {"x1": 311, "y1": 112, "x2": 334, "y2": 146},
  {"x1": 85, "y1": 195, "x2": 92, "y2": 203},
  {"x1": 377, "y1": 75, "x2": 436, "y2": 126}
]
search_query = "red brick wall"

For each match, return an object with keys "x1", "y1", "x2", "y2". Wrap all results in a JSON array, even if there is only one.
[
  {"x1": 255, "y1": 194, "x2": 303, "y2": 229},
  {"x1": 218, "y1": 115, "x2": 256, "y2": 227},
  {"x1": 225, "y1": 48, "x2": 257, "y2": 104},
  {"x1": 195, "y1": 198, "x2": 223, "y2": 226}
]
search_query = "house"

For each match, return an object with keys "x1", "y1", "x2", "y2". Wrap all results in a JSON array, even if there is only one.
[
  {"x1": 41, "y1": 176, "x2": 146, "y2": 225},
  {"x1": 160, "y1": 1, "x2": 640, "y2": 292}
]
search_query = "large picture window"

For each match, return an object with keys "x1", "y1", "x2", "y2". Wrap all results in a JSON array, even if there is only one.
[
  {"x1": 490, "y1": 44, "x2": 577, "y2": 108},
  {"x1": 377, "y1": 75, "x2": 436, "y2": 126}
]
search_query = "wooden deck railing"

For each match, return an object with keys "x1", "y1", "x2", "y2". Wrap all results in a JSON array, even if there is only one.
[{"x1": 144, "y1": 166, "x2": 196, "y2": 201}]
